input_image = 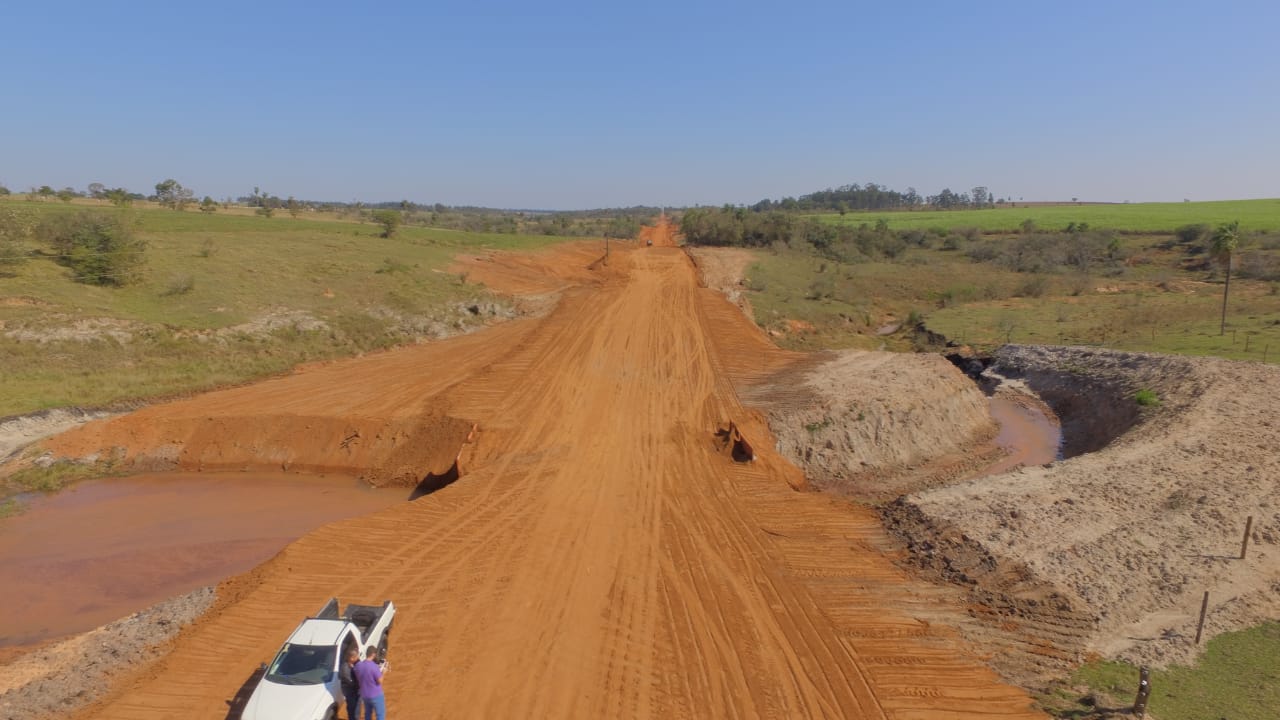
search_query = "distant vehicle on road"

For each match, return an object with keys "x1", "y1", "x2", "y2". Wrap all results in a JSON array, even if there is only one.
[{"x1": 241, "y1": 597, "x2": 395, "y2": 720}]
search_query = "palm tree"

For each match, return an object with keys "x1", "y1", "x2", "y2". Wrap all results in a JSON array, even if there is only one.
[{"x1": 1210, "y1": 220, "x2": 1241, "y2": 335}]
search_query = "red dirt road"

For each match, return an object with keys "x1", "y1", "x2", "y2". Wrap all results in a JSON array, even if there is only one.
[{"x1": 58, "y1": 246, "x2": 1041, "y2": 719}]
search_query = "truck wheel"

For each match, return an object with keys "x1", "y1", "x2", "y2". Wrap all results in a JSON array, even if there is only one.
[{"x1": 323, "y1": 707, "x2": 336, "y2": 720}]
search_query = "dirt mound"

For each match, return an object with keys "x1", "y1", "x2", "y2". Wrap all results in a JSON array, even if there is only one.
[
  {"x1": 451, "y1": 240, "x2": 612, "y2": 296},
  {"x1": 50, "y1": 247, "x2": 1041, "y2": 720},
  {"x1": 687, "y1": 246, "x2": 757, "y2": 323},
  {"x1": 899, "y1": 345, "x2": 1280, "y2": 670},
  {"x1": 743, "y1": 350, "x2": 999, "y2": 502}
]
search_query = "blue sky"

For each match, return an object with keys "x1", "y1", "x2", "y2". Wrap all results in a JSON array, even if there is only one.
[{"x1": 2, "y1": 1, "x2": 1277, "y2": 209}]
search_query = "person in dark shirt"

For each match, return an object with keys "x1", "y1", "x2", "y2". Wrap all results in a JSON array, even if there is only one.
[{"x1": 338, "y1": 648, "x2": 361, "y2": 720}]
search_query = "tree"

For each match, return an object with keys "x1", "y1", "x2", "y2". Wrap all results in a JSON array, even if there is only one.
[
  {"x1": 372, "y1": 210, "x2": 402, "y2": 238},
  {"x1": 154, "y1": 179, "x2": 194, "y2": 210},
  {"x1": 604, "y1": 215, "x2": 639, "y2": 240},
  {"x1": 57, "y1": 187, "x2": 77, "y2": 203},
  {"x1": 0, "y1": 185, "x2": 9, "y2": 196},
  {"x1": 200, "y1": 196, "x2": 218, "y2": 214},
  {"x1": 87, "y1": 182, "x2": 106, "y2": 199},
  {"x1": 286, "y1": 196, "x2": 302, "y2": 218},
  {"x1": 1210, "y1": 220, "x2": 1241, "y2": 335},
  {"x1": 971, "y1": 186, "x2": 990, "y2": 209},
  {"x1": 37, "y1": 211, "x2": 147, "y2": 286},
  {"x1": 104, "y1": 188, "x2": 133, "y2": 207}
]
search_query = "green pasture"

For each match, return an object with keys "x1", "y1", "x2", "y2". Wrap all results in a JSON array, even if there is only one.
[
  {"x1": 1040, "y1": 621, "x2": 1280, "y2": 719},
  {"x1": 816, "y1": 199, "x2": 1280, "y2": 234},
  {"x1": 742, "y1": 232, "x2": 1280, "y2": 362}
]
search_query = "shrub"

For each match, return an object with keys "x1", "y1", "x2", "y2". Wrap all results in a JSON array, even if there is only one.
[
  {"x1": 372, "y1": 210, "x2": 403, "y2": 238},
  {"x1": 0, "y1": 207, "x2": 36, "y2": 271},
  {"x1": 1134, "y1": 389, "x2": 1160, "y2": 407},
  {"x1": 376, "y1": 258, "x2": 411, "y2": 274},
  {"x1": 1015, "y1": 276, "x2": 1050, "y2": 298},
  {"x1": 37, "y1": 211, "x2": 146, "y2": 286},
  {"x1": 965, "y1": 241, "x2": 1000, "y2": 263},
  {"x1": 161, "y1": 274, "x2": 194, "y2": 296},
  {"x1": 1175, "y1": 223, "x2": 1210, "y2": 246}
]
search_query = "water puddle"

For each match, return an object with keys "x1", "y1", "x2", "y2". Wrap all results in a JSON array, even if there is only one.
[
  {"x1": 0, "y1": 472, "x2": 407, "y2": 647},
  {"x1": 981, "y1": 395, "x2": 1063, "y2": 476}
]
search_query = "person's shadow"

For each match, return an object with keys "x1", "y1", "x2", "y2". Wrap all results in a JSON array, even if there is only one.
[{"x1": 223, "y1": 665, "x2": 265, "y2": 720}]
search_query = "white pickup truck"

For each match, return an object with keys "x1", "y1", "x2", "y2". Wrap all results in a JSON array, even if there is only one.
[{"x1": 241, "y1": 597, "x2": 395, "y2": 720}]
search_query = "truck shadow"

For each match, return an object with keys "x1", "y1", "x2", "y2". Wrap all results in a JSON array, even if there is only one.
[{"x1": 223, "y1": 666, "x2": 265, "y2": 720}]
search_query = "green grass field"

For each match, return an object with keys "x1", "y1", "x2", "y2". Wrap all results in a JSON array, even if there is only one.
[
  {"x1": 1040, "y1": 621, "x2": 1280, "y2": 719},
  {"x1": 742, "y1": 231, "x2": 1280, "y2": 362},
  {"x1": 0, "y1": 199, "x2": 578, "y2": 416},
  {"x1": 815, "y1": 198, "x2": 1280, "y2": 233}
]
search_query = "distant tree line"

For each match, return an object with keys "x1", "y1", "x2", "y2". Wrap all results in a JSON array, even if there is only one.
[
  {"x1": 748, "y1": 183, "x2": 996, "y2": 213},
  {"x1": 680, "y1": 206, "x2": 911, "y2": 261}
]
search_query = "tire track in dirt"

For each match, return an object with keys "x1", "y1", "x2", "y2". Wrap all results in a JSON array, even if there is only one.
[{"x1": 64, "y1": 246, "x2": 1042, "y2": 719}]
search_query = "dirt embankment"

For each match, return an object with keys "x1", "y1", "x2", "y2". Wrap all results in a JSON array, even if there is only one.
[
  {"x1": 687, "y1": 246, "x2": 757, "y2": 324},
  {"x1": 893, "y1": 345, "x2": 1280, "y2": 675},
  {"x1": 743, "y1": 350, "x2": 999, "y2": 502},
  {"x1": 0, "y1": 408, "x2": 118, "y2": 465}
]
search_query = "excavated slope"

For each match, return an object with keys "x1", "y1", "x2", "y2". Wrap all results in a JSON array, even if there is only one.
[{"x1": 58, "y1": 247, "x2": 1040, "y2": 719}]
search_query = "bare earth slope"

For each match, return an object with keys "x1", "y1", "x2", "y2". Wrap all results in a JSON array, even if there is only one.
[
  {"x1": 52, "y1": 248, "x2": 1039, "y2": 719},
  {"x1": 902, "y1": 345, "x2": 1280, "y2": 669}
]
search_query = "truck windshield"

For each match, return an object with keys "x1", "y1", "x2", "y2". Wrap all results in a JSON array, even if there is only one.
[{"x1": 265, "y1": 643, "x2": 336, "y2": 686}]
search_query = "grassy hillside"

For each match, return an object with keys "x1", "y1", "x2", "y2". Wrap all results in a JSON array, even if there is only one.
[
  {"x1": 741, "y1": 228, "x2": 1280, "y2": 363},
  {"x1": 815, "y1": 198, "x2": 1280, "y2": 233},
  {"x1": 0, "y1": 199, "x2": 579, "y2": 416}
]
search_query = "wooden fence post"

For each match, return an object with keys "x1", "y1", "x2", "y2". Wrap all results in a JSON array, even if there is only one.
[
  {"x1": 1240, "y1": 515, "x2": 1254, "y2": 559},
  {"x1": 1194, "y1": 591, "x2": 1210, "y2": 644},
  {"x1": 1132, "y1": 666, "x2": 1151, "y2": 717}
]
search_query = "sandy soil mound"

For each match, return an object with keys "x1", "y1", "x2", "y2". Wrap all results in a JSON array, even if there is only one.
[
  {"x1": 896, "y1": 345, "x2": 1280, "y2": 672},
  {"x1": 688, "y1": 246, "x2": 757, "y2": 324},
  {"x1": 743, "y1": 350, "x2": 998, "y2": 502},
  {"x1": 0, "y1": 408, "x2": 118, "y2": 464}
]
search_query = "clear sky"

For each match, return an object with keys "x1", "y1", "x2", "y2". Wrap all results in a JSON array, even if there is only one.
[{"x1": 2, "y1": 1, "x2": 1277, "y2": 209}]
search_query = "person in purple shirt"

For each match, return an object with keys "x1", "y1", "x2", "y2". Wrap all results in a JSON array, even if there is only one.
[{"x1": 353, "y1": 646, "x2": 387, "y2": 720}]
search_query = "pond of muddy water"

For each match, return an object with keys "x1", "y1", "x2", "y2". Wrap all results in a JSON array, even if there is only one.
[
  {"x1": 0, "y1": 472, "x2": 407, "y2": 647},
  {"x1": 983, "y1": 395, "x2": 1063, "y2": 476}
]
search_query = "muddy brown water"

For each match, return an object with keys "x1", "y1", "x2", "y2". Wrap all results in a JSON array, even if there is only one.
[
  {"x1": 983, "y1": 396, "x2": 1063, "y2": 475},
  {"x1": 0, "y1": 472, "x2": 406, "y2": 647}
]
